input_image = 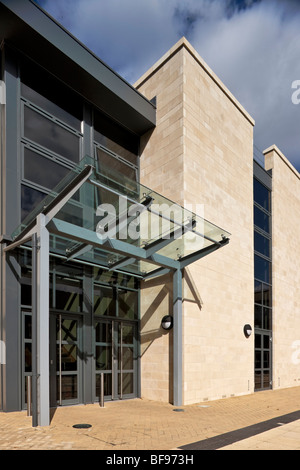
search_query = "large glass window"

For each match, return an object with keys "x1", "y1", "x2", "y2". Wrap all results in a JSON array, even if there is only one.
[
  {"x1": 254, "y1": 254, "x2": 271, "y2": 284},
  {"x1": 94, "y1": 110, "x2": 139, "y2": 167},
  {"x1": 253, "y1": 174, "x2": 272, "y2": 392},
  {"x1": 20, "y1": 58, "x2": 84, "y2": 225},
  {"x1": 21, "y1": 185, "x2": 47, "y2": 222},
  {"x1": 23, "y1": 147, "x2": 70, "y2": 190},
  {"x1": 23, "y1": 106, "x2": 80, "y2": 163},
  {"x1": 254, "y1": 206, "x2": 270, "y2": 234},
  {"x1": 21, "y1": 57, "x2": 82, "y2": 131},
  {"x1": 95, "y1": 147, "x2": 137, "y2": 182},
  {"x1": 254, "y1": 178, "x2": 270, "y2": 212},
  {"x1": 254, "y1": 231, "x2": 270, "y2": 258},
  {"x1": 94, "y1": 286, "x2": 116, "y2": 316},
  {"x1": 118, "y1": 288, "x2": 138, "y2": 320},
  {"x1": 55, "y1": 277, "x2": 83, "y2": 313}
]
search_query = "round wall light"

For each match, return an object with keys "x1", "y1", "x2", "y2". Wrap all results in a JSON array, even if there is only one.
[
  {"x1": 244, "y1": 324, "x2": 252, "y2": 338},
  {"x1": 161, "y1": 315, "x2": 173, "y2": 331}
]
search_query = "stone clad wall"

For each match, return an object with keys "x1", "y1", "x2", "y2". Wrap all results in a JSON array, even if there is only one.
[{"x1": 136, "y1": 38, "x2": 255, "y2": 404}]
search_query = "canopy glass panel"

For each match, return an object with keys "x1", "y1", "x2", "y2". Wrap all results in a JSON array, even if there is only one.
[{"x1": 11, "y1": 156, "x2": 230, "y2": 277}]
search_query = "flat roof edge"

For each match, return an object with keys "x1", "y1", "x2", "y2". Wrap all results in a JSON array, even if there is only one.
[
  {"x1": 135, "y1": 37, "x2": 255, "y2": 127},
  {"x1": 263, "y1": 145, "x2": 300, "y2": 180},
  {"x1": 0, "y1": 0, "x2": 156, "y2": 134}
]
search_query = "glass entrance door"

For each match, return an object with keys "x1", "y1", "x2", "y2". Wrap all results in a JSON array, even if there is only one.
[
  {"x1": 255, "y1": 330, "x2": 272, "y2": 391},
  {"x1": 95, "y1": 320, "x2": 137, "y2": 401},
  {"x1": 50, "y1": 314, "x2": 82, "y2": 406}
]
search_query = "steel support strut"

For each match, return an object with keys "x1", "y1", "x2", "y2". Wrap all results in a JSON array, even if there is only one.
[
  {"x1": 173, "y1": 268, "x2": 183, "y2": 406},
  {"x1": 36, "y1": 214, "x2": 50, "y2": 426}
]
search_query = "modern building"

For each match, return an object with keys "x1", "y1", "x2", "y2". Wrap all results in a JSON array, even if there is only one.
[{"x1": 0, "y1": 0, "x2": 299, "y2": 427}]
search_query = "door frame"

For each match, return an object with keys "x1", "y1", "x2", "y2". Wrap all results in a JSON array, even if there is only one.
[
  {"x1": 49, "y1": 312, "x2": 83, "y2": 407},
  {"x1": 254, "y1": 329, "x2": 273, "y2": 391},
  {"x1": 94, "y1": 317, "x2": 138, "y2": 402}
]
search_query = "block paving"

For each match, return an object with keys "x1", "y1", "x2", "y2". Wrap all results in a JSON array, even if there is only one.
[{"x1": 1, "y1": 386, "x2": 300, "y2": 450}]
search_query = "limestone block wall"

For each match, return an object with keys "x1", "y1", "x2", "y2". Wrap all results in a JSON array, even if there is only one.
[
  {"x1": 181, "y1": 41, "x2": 254, "y2": 404},
  {"x1": 264, "y1": 146, "x2": 300, "y2": 390},
  {"x1": 140, "y1": 274, "x2": 173, "y2": 403},
  {"x1": 136, "y1": 38, "x2": 255, "y2": 404}
]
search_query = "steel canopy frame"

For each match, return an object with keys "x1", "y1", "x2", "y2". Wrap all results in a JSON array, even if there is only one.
[{"x1": 3, "y1": 163, "x2": 230, "y2": 426}]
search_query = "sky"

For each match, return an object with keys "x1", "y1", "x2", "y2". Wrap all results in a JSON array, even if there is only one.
[{"x1": 35, "y1": 0, "x2": 300, "y2": 172}]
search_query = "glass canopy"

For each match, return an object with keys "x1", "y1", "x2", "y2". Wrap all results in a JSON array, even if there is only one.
[{"x1": 11, "y1": 156, "x2": 230, "y2": 278}]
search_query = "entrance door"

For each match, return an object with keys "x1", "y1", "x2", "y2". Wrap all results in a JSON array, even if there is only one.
[
  {"x1": 50, "y1": 314, "x2": 82, "y2": 406},
  {"x1": 95, "y1": 320, "x2": 137, "y2": 401},
  {"x1": 255, "y1": 330, "x2": 272, "y2": 391}
]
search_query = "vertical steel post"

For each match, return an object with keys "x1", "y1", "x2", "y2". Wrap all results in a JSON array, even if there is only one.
[
  {"x1": 173, "y1": 268, "x2": 183, "y2": 406},
  {"x1": 31, "y1": 233, "x2": 38, "y2": 426},
  {"x1": 120, "y1": 322, "x2": 123, "y2": 400},
  {"x1": 59, "y1": 314, "x2": 62, "y2": 406},
  {"x1": 36, "y1": 214, "x2": 50, "y2": 426},
  {"x1": 111, "y1": 321, "x2": 115, "y2": 400},
  {"x1": 100, "y1": 373, "x2": 104, "y2": 407},
  {"x1": 27, "y1": 376, "x2": 31, "y2": 417}
]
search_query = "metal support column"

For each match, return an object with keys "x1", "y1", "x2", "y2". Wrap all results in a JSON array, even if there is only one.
[
  {"x1": 36, "y1": 214, "x2": 50, "y2": 426},
  {"x1": 173, "y1": 268, "x2": 183, "y2": 406},
  {"x1": 31, "y1": 233, "x2": 38, "y2": 427}
]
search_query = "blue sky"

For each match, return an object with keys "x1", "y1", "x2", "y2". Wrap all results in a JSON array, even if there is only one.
[{"x1": 35, "y1": 0, "x2": 300, "y2": 172}]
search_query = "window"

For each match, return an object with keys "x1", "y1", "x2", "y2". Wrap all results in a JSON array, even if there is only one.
[
  {"x1": 55, "y1": 277, "x2": 83, "y2": 313},
  {"x1": 21, "y1": 185, "x2": 46, "y2": 222},
  {"x1": 94, "y1": 286, "x2": 116, "y2": 316},
  {"x1": 254, "y1": 231, "x2": 270, "y2": 257},
  {"x1": 23, "y1": 106, "x2": 80, "y2": 163},
  {"x1": 23, "y1": 147, "x2": 70, "y2": 191},
  {"x1": 21, "y1": 57, "x2": 82, "y2": 131},
  {"x1": 253, "y1": 173, "x2": 272, "y2": 392},
  {"x1": 96, "y1": 147, "x2": 137, "y2": 182},
  {"x1": 254, "y1": 206, "x2": 270, "y2": 234},
  {"x1": 254, "y1": 254, "x2": 271, "y2": 284},
  {"x1": 254, "y1": 178, "x2": 270, "y2": 212},
  {"x1": 118, "y1": 288, "x2": 138, "y2": 320},
  {"x1": 94, "y1": 110, "x2": 139, "y2": 167}
]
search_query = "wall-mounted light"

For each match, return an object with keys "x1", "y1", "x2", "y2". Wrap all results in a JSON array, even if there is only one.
[
  {"x1": 161, "y1": 315, "x2": 173, "y2": 331},
  {"x1": 244, "y1": 324, "x2": 252, "y2": 338}
]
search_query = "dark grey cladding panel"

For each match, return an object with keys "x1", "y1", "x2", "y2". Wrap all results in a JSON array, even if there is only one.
[
  {"x1": 0, "y1": 0, "x2": 156, "y2": 135},
  {"x1": 254, "y1": 159, "x2": 272, "y2": 190}
]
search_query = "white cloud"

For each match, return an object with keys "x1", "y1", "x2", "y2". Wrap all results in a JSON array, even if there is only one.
[
  {"x1": 188, "y1": 0, "x2": 300, "y2": 169},
  {"x1": 38, "y1": 0, "x2": 300, "y2": 170}
]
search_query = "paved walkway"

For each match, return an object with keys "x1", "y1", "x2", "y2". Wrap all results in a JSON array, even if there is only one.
[{"x1": 1, "y1": 386, "x2": 300, "y2": 450}]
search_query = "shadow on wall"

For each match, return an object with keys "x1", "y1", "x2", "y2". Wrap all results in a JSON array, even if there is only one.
[
  {"x1": 140, "y1": 269, "x2": 203, "y2": 402},
  {"x1": 183, "y1": 267, "x2": 203, "y2": 311},
  {"x1": 140, "y1": 274, "x2": 173, "y2": 357},
  {"x1": 140, "y1": 268, "x2": 203, "y2": 358}
]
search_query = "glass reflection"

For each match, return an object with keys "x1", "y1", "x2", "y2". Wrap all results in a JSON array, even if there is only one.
[
  {"x1": 254, "y1": 206, "x2": 269, "y2": 233},
  {"x1": 254, "y1": 231, "x2": 270, "y2": 258},
  {"x1": 21, "y1": 185, "x2": 46, "y2": 222},
  {"x1": 118, "y1": 290, "x2": 138, "y2": 319},
  {"x1": 94, "y1": 286, "x2": 116, "y2": 316},
  {"x1": 255, "y1": 305, "x2": 262, "y2": 329},
  {"x1": 24, "y1": 106, "x2": 79, "y2": 162},
  {"x1": 24, "y1": 148, "x2": 70, "y2": 190},
  {"x1": 55, "y1": 278, "x2": 82, "y2": 313},
  {"x1": 254, "y1": 255, "x2": 271, "y2": 284},
  {"x1": 254, "y1": 178, "x2": 270, "y2": 212}
]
